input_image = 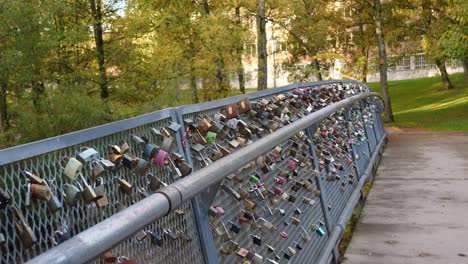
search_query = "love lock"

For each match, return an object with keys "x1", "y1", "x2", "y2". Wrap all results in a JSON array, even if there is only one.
[
  {"x1": 61, "y1": 157, "x2": 83, "y2": 181},
  {"x1": 117, "y1": 256, "x2": 138, "y2": 264}
]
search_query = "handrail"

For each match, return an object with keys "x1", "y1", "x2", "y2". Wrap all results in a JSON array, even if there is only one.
[{"x1": 26, "y1": 91, "x2": 383, "y2": 264}]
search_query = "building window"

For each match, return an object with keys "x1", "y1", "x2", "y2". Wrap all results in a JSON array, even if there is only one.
[
  {"x1": 396, "y1": 56, "x2": 410, "y2": 71},
  {"x1": 414, "y1": 54, "x2": 433, "y2": 70}
]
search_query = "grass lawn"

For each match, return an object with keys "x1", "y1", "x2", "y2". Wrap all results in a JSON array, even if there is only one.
[{"x1": 367, "y1": 73, "x2": 468, "y2": 131}]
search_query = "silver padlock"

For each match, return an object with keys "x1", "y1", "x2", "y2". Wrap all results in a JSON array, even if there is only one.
[
  {"x1": 63, "y1": 183, "x2": 81, "y2": 206},
  {"x1": 77, "y1": 147, "x2": 99, "y2": 163},
  {"x1": 62, "y1": 157, "x2": 83, "y2": 181}
]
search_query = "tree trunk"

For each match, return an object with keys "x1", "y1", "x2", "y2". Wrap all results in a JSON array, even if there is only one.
[
  {"x1": 235, "y1": 6, "x2": 246, "y2": 94},
  {"x1": 361, "y1": 48, "x2": 369, "y2": 83},
  {"x1": 312, "y1": 58, "x2": 322, "y2": 81},
  {"x1": 256, "y1": 0, "x2": 268, "y2": 90},
  {"x1": 435, "y1": 58, "x2": 454, "y2": 90},
  {"x1": 374, "y1": 0, "x2": 394, "y2": 123},
  {"x1": 0, "y1": 68, "x2": 8, "y2": 132},
  {"x1": 201, "y1": 0, "x2": 210, "y2": 14},
  {"x1": 463, "y1": 59, "x2": 468, "y2": 86},
  {"x1": 90, "y1": 0, "x2": 109, "y2": 99}
]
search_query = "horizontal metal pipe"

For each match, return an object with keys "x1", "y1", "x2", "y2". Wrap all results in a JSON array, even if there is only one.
[
  {"x1": 27, "y1": 92, "x2": 383, "y2": 264},
  {"x1": 316, "y1": 131, "x2": 388, "y2": 264}
]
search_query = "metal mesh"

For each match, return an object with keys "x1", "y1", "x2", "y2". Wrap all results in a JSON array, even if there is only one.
[
  {"x1": 0, "y1": 111, "x2": 204, "y2": 264},
  {"x1": 179, "y1": 81, "x2": 379, "y2": 263}
]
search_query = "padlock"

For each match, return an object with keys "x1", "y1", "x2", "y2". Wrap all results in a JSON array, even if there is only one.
[
  {"x1": 21, "y1": 170, "x2": 45, "y2": 185},
  {"x1": 79, "y1": 174, "x2": 97, "y2": 204},
  {"x1": 101, "y1": 251, "x2": 117, "y2": 263},
  {"x1": 164, "y1": 228, "x2": 179, "y2": 240},
  {"x1": 119, "y1": 179, "x2": 133, "y2": 195},
  {"x1": 91, "y1": 160, "x2": 106, "y2": 178},
  {"x1": 168, "y1": 156, "x2": 182, "y2": 179},
  {"x1": 148, "y1": 231, "x2": 164, "y2": 247},
  {"x1": 136, "y1": 230, "x2": 148, "y2": 242},
  {"x1": 130, "y1": 134, "x2": 146, "y2": 147},
  {"x1": 154, "y1": 149, "x2": 169, "y2": 167},
  {"x1": 142, "y1": 143, "x2": 158, "y2": 160},
  {"x1": 100, "y1": 158, "x2": 116, "y2": 170},
  {"x1": 245, "y1": 200, "x2": 256, "y2": 210},
  {"x1": 93, "y1": 177, "x2": 106, "y2": 199},
  {"x1": 122, "y1": 153, "x2": 139, "y2": 170},
  {"x1": 77, "y1": 147, "x2": 99, "y2": 163},
  {"x1": 117, "y1": 256, "x2": 137, "y2": 264},
  {"x1": 221, "y1": 184, "x2": 241, "y2": 201},
  {"x1": 62, "y1": 157, "x2": 83, "y2": 181},
  {"x1": 226, "y1": 102, "x2": 240, "y2": 119},
  {"x1": 120, "y1": 141, "x2": 130, "y2": 154},
  {"x1": 9, "y1": 205, "x2": 37, "y2": 248},
  {"x1": 53, "y1": 230, "x2": 70, "y2": 245},
  {"x1": 300, "y1": 226, "x2": 312, "y2": 242},
  {"x1": 31, "y1": 183, "x2": 52, "y2": 201},
  {"x1": 63, "y1": 183, "x2": 81, "y2": 206},
  {"x1": 0, "y1": 187, "x2": 11, "y2": 209},
  {"x1": 291, "y1": 217, "x2": 301, "y2": 225},
  {"x1": 95, "y1": 195, "x2": 109, "y2": 208},
  {"x1": 0, "y1": 233, "x2": 5, "y2": 244},
  {"x1": 177, "y1": 159, "x2": 193, "y2": 177},
  {"x1": 147, "y1": 173, "x2": 167, "y2": 192},
  {"x1": 47, "y1": 193, "x2": 62, "y2": 213},
  {"x1": 135, "y1": 158, "x2": 149, "y2": 176},
  {"x1": 160, "y1": 136, "x2": 174, "y2": 152},
  {"x1": 252, "y1": 235, "x2": 261, "y2": 246},
  {"x1": 236, "y1": 248, "x2": 249, "y2": 258}
]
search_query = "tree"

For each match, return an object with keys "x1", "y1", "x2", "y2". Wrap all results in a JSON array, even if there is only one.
[
  {"x1": 89, "y1": 0, "x2": 109, "y2": 99},
  {"x1": 256, "y1": 0, "x2": 268, "y2": 90},
  {"x1": 374, "y1": 0, "x2": 394, "y2": 122}
]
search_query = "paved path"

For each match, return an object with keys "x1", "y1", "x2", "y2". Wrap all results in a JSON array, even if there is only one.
[{"x1": 343, "y1": 131, "x2": 468, "y2": 264}]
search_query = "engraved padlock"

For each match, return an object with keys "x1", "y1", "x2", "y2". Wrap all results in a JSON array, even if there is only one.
[
  {"x1": 9, "y1": 205, "x2": 37, "y2": 248},
  {"x1": 62, "y1": 157, "x2": 83, "y2": 181}
]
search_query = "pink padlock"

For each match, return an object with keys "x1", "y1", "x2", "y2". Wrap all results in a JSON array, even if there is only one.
[
  {"x1": 288, "y1": 160, "x2": 296, "y2": 170},
  {"x1": 274, "y1": 187, "x2": 283, "y2": 196},
  {"x1": 270, "y1": 152, "x2": 280, "y2": 160},
  {"x1": 154, "y1": 149, "x2": 169, "y2": 167},
  {"x1": 215, "y1": 206, "x2": 225, "y2": 216},
  {"x1": 275, "y1": 177, "x2": 286, "y2": 185}
]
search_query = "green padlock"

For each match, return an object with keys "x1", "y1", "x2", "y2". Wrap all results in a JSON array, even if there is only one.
[
  {"x1": 250, "y1": 175, "x2": 260, "y2": 184},
  {"x1": 205, "y1": 131, "x2": 217, "y2": 145}
]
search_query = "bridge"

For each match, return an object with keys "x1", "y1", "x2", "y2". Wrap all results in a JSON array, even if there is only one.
[
  {"x1": 343, "y1": 130, "x2": 468, "y2": 264},
  {"x1": 0, "y1": 80, "x2": 461, "y2": 264}
]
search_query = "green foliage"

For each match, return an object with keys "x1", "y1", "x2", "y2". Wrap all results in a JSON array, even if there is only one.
[{"x1": 369, "y1": 73, "x2": 468, "y2": 131}]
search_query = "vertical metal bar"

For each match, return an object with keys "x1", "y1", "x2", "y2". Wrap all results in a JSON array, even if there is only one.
[
  {"x1": 358, "y1": 102, "x2": 373, "y2": 156},
  {"x1": 305, "y1": 126, "x2": 339, "y2": 264},
  {"x1": 343, "y1": 107, "x2": 362, "y2": 181},
  {"x1": 174, "y1": 108, "x2": 219, "y2": 264}
]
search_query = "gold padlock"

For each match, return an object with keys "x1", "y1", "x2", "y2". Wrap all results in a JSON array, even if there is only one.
[{"x1": 119, "y1": 179, "x2": 133, "y2": 195}]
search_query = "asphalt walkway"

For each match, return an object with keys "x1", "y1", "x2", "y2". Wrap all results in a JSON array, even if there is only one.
[{"x1": 343, "y1": 131, "x2": 468, "y2": 264}]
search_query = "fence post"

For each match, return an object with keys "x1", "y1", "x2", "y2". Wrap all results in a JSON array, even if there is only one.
[
  {"x1": 305, "y1": 125, "x2": 340, "y2": 264},
  {"x1": 174, "y1": 108, "x2": 220, "y2": 264}
]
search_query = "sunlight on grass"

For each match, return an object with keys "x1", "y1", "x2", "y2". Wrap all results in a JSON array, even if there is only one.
[{"x1": 395, "y1": 96, "x2": 468, "y2": 114}]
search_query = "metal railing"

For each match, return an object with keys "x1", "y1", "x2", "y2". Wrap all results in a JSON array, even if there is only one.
[{"x1": 0, "y1": 80, "x2": 387, "y2": 264}]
